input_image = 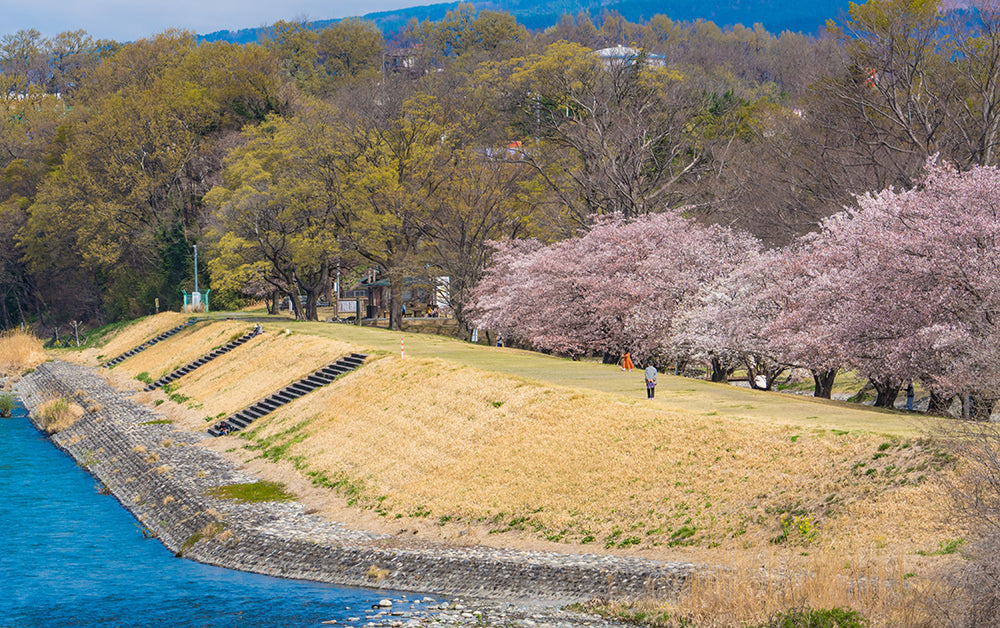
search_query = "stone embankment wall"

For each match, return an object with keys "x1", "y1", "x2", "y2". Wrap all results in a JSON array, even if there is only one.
[{"x1": 15, "y1": 361, "x2": 691, "y2": 603}]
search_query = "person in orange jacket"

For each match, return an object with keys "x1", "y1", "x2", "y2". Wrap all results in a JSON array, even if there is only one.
[{"x1": 621, "y1": 352, "x2": 634, "y2": 371}]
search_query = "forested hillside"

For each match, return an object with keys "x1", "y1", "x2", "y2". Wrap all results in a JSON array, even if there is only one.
[
  {"x1": 0, "y1": 0, "x2": 995, "y2": 343},
  {"x1": 201, "y1": 0, "x2": 848, "y2": 45}
]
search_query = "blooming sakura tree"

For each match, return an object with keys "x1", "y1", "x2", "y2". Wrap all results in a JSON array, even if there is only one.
[
  {"x1": 468, "y1": 211, "x2": 759, "y2": 362},
  {"x1": 761, "y1": 245, "x2": 847, "y2": 398},
  {"x1": 770, "y1": 159, "x2": 1000, "y2": 414},
  {"x1": 672, "y1": 249, "x2": 788, "y2": 388},
  {"x1": 473, "y1": 160, "x2": 1000, "y2": 418}
]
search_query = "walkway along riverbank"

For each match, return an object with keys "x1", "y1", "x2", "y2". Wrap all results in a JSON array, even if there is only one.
[{"x1": 14, "y1": 361, "x2": 692, "y2": 606}]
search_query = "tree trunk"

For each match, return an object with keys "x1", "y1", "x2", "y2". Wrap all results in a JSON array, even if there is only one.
[
  {"x1": 287, "y1": 291, "x2": 304, "y2": 320},
  {"x1": 969, "y1": 394, "x2": 998, "y2": 422},
  {"x1": 15, "y1": 292, "x2": 26, "y2": 327},
  {"x1": 812, "y1": 369, "x2": 837, "y2": 399},
  {"x1": 927, "y1": 389, "x2": 953, "y2": 416},
  {"x1": 761, "y1": 365, "x2": 787, "y2": 391},
  {"x1": 744, "y1": 354, "x2": 786, "y2": 390},
  {"x1": 304, "y1": 289, "x2": 319, "y2": 321},
  {"x1": 34, "y1": 295, "x2": 44, "y2": 326},
  {"x1": 268, "y1": 290, "x2": 279, "y2": 315},
  {"x1": 388, "y1": 279, "x2": 403, "y2": 331},
  {"x1": 871, "y1": 377, "x2": 902, "y2": 409},
  {"x1": 745, "y1": 360, "x2": 761, "y2": 389},
  {"x1": 710, "y1": 356, "x2": 733, "y2": 383}
]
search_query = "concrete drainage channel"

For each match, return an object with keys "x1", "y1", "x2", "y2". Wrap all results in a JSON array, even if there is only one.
[{"x1": 14, "y1": 361, "x2": 693, "y2": 625}]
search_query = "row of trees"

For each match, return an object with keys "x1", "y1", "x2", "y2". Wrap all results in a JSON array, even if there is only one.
[
  {"x1": 2, "y1": 31, "x2": 286, "y2": 326},
  {"x1": 470, "y1": 160, "x2": 1000, "y2": 418},
  {"x1": 3, "y1": 0, "x2": 1000, "y2": 339},
  {"x1": 205, "y1": 92, "x2": 532, "y2": 327},
  {"x1": 0, "y1": 5, "x2": 810, "y2": 330}
]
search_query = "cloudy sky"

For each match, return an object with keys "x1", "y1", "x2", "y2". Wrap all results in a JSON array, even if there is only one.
[{"x1": 2, "y1": 0, "x2": 429, "y2": 42}]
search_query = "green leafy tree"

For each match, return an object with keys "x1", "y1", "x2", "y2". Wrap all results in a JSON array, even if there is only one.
[
  {"x1": 19, "y1": 31, "x2": 285, "y2": 323},
  {"x1": 0, "y1": 29, "x2": 48, "y2": 93},
  {"x1": 338, "y1": 93, "x2": 454, "y2": 330},
  {"x1": 316, "y1": 19, "x2": 384, "y2": 87},
  {"x1": 206, "y1": 101, "x2": 349, "y2": 321},
  {"x1": 265, "y1": 21, "x2": 322, "y2": 94},
  {"x1": 46, "y1": 30, "x2": 114, "y2": 98},
  {"x1": 407, "y1": 3, "x2": 528, "y2": 63}
]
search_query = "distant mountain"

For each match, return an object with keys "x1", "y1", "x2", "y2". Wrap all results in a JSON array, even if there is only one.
[
  {"x1": 477, "y1": 0, "x2": 851, "y2": 35},
  {"x1": 200, "y1": 3, "x2": 461, "y2": 45},
  {"x1": 199, "y1": 0, "x2": 851, "y2": 45}
]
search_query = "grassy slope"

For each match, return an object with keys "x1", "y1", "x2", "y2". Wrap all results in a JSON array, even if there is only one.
[
  {"x1": 71, "y1": 313, "x2": 961, "y2": 566},
  {"x1": 279, "y1": 316, "x2": 924, "y2": 436}
]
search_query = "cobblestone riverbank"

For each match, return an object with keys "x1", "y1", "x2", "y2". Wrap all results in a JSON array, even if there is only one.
[{"x1": 15, "y1": 362, "x2": 693, "y2": 626}]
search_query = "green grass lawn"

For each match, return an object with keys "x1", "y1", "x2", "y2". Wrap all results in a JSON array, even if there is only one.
[{"x1": 212, "y1": 309, "x2": 931, "y2": 437}]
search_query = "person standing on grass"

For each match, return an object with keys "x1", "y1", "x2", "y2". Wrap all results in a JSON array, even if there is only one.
[
  {"x1": 644, "y1": 364, "x2": 657, "y2": 399},
  {"x1": 621, "y1": 352, "x2": 634, "y2": 371}
]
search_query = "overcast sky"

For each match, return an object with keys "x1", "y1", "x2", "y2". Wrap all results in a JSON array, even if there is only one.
[{"x1": 1, "y1": 0, "x2": 430, "y2": 42}]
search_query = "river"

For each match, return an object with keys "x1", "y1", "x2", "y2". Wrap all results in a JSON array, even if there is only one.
[{"x1": 0, "y1": 402, "x2": 438, "y2": 628}]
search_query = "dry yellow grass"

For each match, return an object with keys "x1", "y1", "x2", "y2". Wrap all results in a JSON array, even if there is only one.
[
  {"x1": 240, "y1": 355, "x2": 957, "y2": 557},
  {"x1": 90, "y1": 316, "x2": 966, "y2": 626},
  {"x1": 34, "y1": 397, "x2": 85, "y2": 434},
  {"x1": 86, "y1": 312, "x2": 193, "y2": 365},
  {"x1": 600, "y1": 550, "x2": 946, "y2": 627},
  {"x1": 140, "y1": 328, "x2": 360, "y2": 423},
  {"x1": 114, "y1": 319, "x2": 258, "y2": 381},
  {"x1": 0, "y1": 329, "x2": 46, "y2": 377}
]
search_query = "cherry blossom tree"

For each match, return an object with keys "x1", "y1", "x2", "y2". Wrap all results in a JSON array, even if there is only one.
[
  {"x1": 469, "y1": 211, "x2": 759, "y2": 363},
  {"x1": 770, "y1": 159, "x2": 1000, "y2": 415},
  {"x1": 474, "y1": 159, "x2": 1000, "y2": 418},
  {"x1": 672, "y1": 249, "x2": 788, "y2": 388},
  {"x1": 762, "y1": 244, "x2": 847, "y2": 398}
]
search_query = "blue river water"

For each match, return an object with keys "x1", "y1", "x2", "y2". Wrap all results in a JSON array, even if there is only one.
[{"x1": 0, "y1": 403, "x2": 436, "y2": 628}]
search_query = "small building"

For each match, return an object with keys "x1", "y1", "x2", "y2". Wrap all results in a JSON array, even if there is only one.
[
  {"x1": 353, "y1": 275, "x2": 449, "y2": 319},
  {"x1": 359, "y1": 278, "x2": 390, "y2": 319},
  {"x1": 383, "y1": 47, "x2": 426, "y2": 78},
  {"x1": 592, "y1": 45, "x2": 666, "y2": 69}
]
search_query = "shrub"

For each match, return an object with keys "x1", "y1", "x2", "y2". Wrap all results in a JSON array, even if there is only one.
[
  {"x1": 754, "y1": 607, "x2": 867, "y2": 628},
  {"x1": 35, "y1": 397, "x2": 85, "y2": 434},
  {"x1": 931, "y1": 421, "x2": 1000, "y2": 624},
  {"x1": 0, "y1": 393, "x2": 15, "y2": 417}
]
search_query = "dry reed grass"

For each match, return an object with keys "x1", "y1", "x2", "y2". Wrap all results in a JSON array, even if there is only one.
[
  {"x1": 601, "y1": 551, "x2": 945, "y2": 627},
  {"x1": 241, "y1": 356, "x2": 957, "y2": 556},
  {"x1": 0, "y1": 329, "x2": 46, "y2": 376},
  {"x1": 35, "y1": 397, "x2": 85, "y2": 434}
]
